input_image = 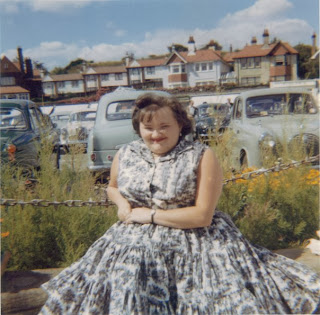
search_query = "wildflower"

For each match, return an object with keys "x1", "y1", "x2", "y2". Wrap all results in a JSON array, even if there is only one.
[{"x1": 1, "y1": 231, "x2": 10, "y2": 238}]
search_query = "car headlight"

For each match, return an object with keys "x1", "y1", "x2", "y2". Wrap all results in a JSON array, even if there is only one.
[{"x1": 259, "y1": 133, "x2": 276, "y2": 148}]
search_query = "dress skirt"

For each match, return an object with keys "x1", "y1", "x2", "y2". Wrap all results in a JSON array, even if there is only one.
[{"x1": 39, "y1": 211, "x2": 320, "y2": 315}]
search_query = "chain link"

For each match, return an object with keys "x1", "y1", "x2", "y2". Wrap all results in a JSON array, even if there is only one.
[{"x1": 1, "y1": 155, "x2": 319, "y2": 208}]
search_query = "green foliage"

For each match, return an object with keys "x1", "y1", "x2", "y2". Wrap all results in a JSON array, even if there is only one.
[
  {"x1": 294, "y1": 43, "x2": 319, "y2": 79},
  {"x1": 1, "y1": 140, "x2": 118, "y2": 270}
]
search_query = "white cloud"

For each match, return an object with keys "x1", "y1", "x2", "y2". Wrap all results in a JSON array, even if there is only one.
[{"x1": 0, "y1": 0, "x2": 108, "y2": 13}]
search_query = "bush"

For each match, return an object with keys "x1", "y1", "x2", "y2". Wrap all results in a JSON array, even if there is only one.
[{"x1": 1, "y1": 141, "x2": 118, "y2": 270}]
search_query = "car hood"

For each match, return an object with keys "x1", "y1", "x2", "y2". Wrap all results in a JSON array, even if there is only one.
[{"x1": 245, "y1": 115, "x2": 319, "y2": 140}]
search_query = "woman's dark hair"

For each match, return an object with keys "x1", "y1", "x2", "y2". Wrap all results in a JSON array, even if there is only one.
[{"x1": 132, "y1": 93, "x2": 193, "y2": 137}]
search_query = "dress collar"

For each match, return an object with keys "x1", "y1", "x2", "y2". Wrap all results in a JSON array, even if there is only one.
[{"x1": 129, "y1": 138, "x2": 193, "y2": 163}]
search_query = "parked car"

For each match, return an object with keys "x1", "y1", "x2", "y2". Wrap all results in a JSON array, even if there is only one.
[
  {"x1": 50, "y1": 111, "x2": 71, "y2": 130},
  {"x1": 194, "y1": 102, "x2": 230, "y2": 141},
  {"x1": 226, "y1": 87, "x2": 319, "y2": 169},
  {"x1": 60, "y1": 109, "x2": 96, "y2": 150},
  {"x1": 0, "y1": 99, "x2": 60, "y2": 173},
  {"x1": 87, "y1": 87, "x2": 170, "y2": 179}
]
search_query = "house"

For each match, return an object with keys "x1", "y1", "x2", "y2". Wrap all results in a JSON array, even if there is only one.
[
  {"x1": 42, "y1": 73, "x2": 85, "y2": 98},
  {"x1": 164, "y1": 36, "x2": 231, "y2": 88},
  {"x1": 83, "y1": 65, "x2": 128, "y2": 92},
  {"x1": 231, "y1": 30, "x2": 298, "y2": 86},
  {"x1": 126, "y1": 55, "x2": 167, "y2": 88},
  {"x1": 0, "y1": 47, "x2": 43, "y2": 100}
]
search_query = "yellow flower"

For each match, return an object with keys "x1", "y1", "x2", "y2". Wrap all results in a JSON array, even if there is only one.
[{"x1": 1, "y1": 231, "x2": 10, "y2": 238}]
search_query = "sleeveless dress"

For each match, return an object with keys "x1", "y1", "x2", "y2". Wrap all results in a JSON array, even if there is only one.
[{"x1": 40, "y1": 139, "x2": 320, "y2": 315}]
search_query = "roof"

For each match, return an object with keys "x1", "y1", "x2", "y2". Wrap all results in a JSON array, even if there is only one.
[
  {"x1": 45, "y1": 73, "x2": 83, "y2": 82},
  {"x1": 0, "y1": 86, "x2": 30, "y2": 94},
  {"x1": 85, "y1": 65, "x2": 127, "y2": 74},
  {"x1": 231, "y1": 41, "x2": 298, "y2": 59},
  {"x1": 127, "y1": 57, "x2": 167, "y2": 68},
  {"x1": 165, "y1": 49, "x2": 225, "y2": 65},
  {"x1": 0, "y1": 56, "x2": 21, "y2": 74}
]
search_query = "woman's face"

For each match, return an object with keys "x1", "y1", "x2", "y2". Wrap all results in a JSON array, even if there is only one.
[{"x1": 139, "y1": 106, "x2": 182, "y2": 156}]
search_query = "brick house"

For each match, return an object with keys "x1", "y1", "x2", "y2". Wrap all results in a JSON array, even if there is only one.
[
  {"x1": 231, "y1": 30, "x2": 298, "y2": 86},
  {"x1": 0, "y1": 47, "x2": 43, "y2": 100}
]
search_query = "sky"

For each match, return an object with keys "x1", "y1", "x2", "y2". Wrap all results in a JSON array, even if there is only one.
[{"x1": 0, "y1": 0, "x2": 319, "y2": 70}]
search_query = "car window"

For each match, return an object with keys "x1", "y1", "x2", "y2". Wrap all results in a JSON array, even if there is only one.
[
  {"x1": 29, "y1": 108, "x2": 42, "y2": 131},
  {"x1": 106, "y1": 100, "x2": 135, "y2": 120},
  {"x1": 0, "y1": 108, "x2": 27, "y2": 130},
  {"x1": 70, "y1": 111, "x2": 96, "y2": 122},
  {"x1": 246, "y1": 93, "x2": 317, "y2": 118}
]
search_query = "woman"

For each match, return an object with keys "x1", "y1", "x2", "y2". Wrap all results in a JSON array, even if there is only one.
[{"x1": 40, "y1": 93, "x2": 320, "y2": 314}]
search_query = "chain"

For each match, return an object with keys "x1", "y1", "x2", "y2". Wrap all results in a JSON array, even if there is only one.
[
  {"x1": 1, "y1": 155, "x2": 319, "y2": 208},
  {"x1": 223, "y1": 154, "x2": 319, "y2": 184}
]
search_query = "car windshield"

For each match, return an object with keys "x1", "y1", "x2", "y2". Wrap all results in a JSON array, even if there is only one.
[
  {"x1": 51, "y1": 114, "x2": 70, "y2": 122},
  {"x1": 70, "y1": 111, "x2": 96, "y2": 122},
  {"x1": 0, "y1": 108, "x2": 27, "y2": 130},
  {"x1": 198, "y1": 104, "x2": 229, "y2": 117},
  {"x1": 106, "y1": 100, "x2": 135, "y2": 120},
  {"x1": 246, "y1": 93, "x2": 317, "y2": 118}
]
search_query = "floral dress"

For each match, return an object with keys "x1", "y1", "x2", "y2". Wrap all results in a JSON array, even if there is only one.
[{"x1": 40, "y1": 139, "x2": 320, "y2": 315}]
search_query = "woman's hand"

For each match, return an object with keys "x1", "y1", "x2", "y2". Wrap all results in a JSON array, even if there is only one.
[{"x1": 125, "y1": 207, "x2": 152, "y2": 224}]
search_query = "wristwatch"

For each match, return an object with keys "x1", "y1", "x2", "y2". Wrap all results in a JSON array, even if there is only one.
[{"x1": 150, "y1": 209, "x2": 156, "y2": 224}]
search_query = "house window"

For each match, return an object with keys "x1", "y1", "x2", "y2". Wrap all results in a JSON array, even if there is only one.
[
  {"x1": 254, "y1": 57, "x2": 261, "y2": 68},
  {"x1": 247, "y1": 58, "x2": 254, "y2": 68},
  {"x1": 240, "y1": 58, "x2": 247, "y2": 69},
  {"x1": 44, "y1": 82, "x2": 53, "y2": 89},
  {"x1": 101, "y1": 74, "x2": 109, "y2": 81},
  {"x1": 86, "y1": 75, "x2": 96, "y2": 82},
  {"x1": 146, "y1": 67, "x2": 155, "y2": 75},
  {"x1": 172, "y1": 65, "x2": 180, "y2": 73},
  {"x1": 0, "y1": 77, "x2": 15, "y2": 86},
  {"x1": 181, "y1": 64, "x2": 186, "y2": 73},
  {"x1": 195, "y1": 64, "x2": 200, "y2": 71},
  {"x1": 208, "y1": 63, "x2": 213, "y2": 70},
  {"x1": 115, "y1": 73, "x2": 123, "y2": 80},
  {"x1": 201, "y1": 63, "x2": 207, "y2": 71},
  {"x1": 72, "y1": 81, "x2": 79, "y2": 87},
  {"x1": 275, "y1": 55, "x2": 285, "y2": 66},
  {"x1": 57, "y1": 82, "x2": 65, "y2": 88},
  {"x1": 131, "y1": 68, "x2": 140, "y2": 75}
]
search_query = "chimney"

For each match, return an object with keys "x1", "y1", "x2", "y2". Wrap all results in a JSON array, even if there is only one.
[
  {"x1": 187, "y1": 36, "x2": 196, "y2": 55},
  {"x1": 25, "y1": 58, "x2": 33, "y2": 78},
  {"x1": 17, "y1": 46, "x2": 25, "y2": 74},
  {"x1": 125, "y1": 52, "x2": 134, "y2": 67},
  {"x1": 208, "y1": 40, "x2": 216, "y2": 50},
  {"x1": 311, "y1": 32, "x2": 317, "y2": 56},
  {"x1": 251, "y1": 36, "x2": 257, "y2": 45},
  {"x1": 262, "y1": 29, "x2": 269, "y2": 47}
]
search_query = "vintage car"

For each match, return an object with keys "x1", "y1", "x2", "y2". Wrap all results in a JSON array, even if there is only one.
[
  {"x1": 227, "y1": 87, "x2": 319, "y2": 169},
  {"x1": 87, "y1": 87, "x2": 170, "y2": 178},
  {"x1": 194, "y1": 102, "x2": 230, "y2": 141},
  {"x1": 50, "y1": 111, "x2": 71, "y2": 130},
  {"x1": 60, "y1": 109, "x2": 96, "y2": 150},
  {"x1": 0, "y1": 99, "x2": 60, "y2": 173}
]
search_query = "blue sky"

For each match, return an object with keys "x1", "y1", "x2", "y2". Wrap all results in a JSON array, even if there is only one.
[{"x1": 0, "y1": 0, "x2": 318, "y2": 70}]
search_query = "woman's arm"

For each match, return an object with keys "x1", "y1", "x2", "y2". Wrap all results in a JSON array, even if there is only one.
[
  {"x1": 106, "y1": 151, "x2": 132, "y2": 221},
  {"x1": 126, "y1": 148, "x2": 223, "y2": 229}
]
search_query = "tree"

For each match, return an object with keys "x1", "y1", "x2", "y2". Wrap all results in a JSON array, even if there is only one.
[
  {"x1": 202, "y1": 40, "x2": 222, "y2": 51},
  {"x1": 167, "y1": 44, "x2": 188, "y2": 53},
  {"x1": 294, "y1": 44, "x2": 319, "y2": 79}
]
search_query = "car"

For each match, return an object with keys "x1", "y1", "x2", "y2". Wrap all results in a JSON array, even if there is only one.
[
  {"x1": 226, "y1": 87, "x2": 319, "y2": 169},
  {"x1": 50, "y1": 111, "x2": 71, "y2": 130},
  {"x1": 0, "y1": 99, "x2": 60, "y2": 174},
  {"x1": 194, "y1": 102, "x2": 230, "y2": 141},
  {"x1": 60, "y1": 109, "x2": 96, "y2": 150},
  {"x1": 87, "y1": 87, "x2": 170, "y2": 179}
]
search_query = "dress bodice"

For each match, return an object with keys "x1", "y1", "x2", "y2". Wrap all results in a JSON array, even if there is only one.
[{"x1": 117, "y1": 139, "x2": 207, "y2": 210}]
